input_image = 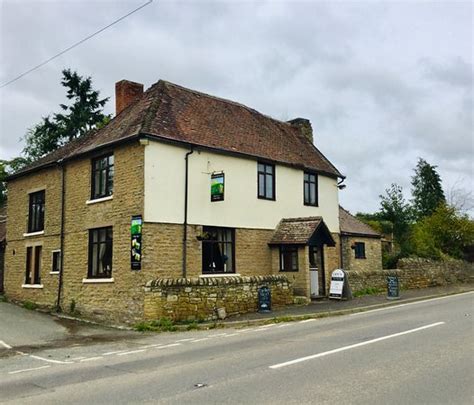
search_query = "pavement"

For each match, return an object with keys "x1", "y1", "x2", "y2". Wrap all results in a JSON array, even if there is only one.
[{"x1": 0, "y1": 289, "x2": 472, "y2": 404}]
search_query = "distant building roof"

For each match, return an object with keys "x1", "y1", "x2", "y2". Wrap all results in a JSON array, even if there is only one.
[
  {"x1": 269, "y1": 217, "x2": 335, "y2": 246},
  {"x1": 9, "y1": 80, "x2": 343, "y2": 181},
  {"x1": 339, "y1": 206, "x2": 380, "y2": 238}
]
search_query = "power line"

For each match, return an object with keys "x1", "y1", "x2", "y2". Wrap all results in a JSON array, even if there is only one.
[{"x1": 0, "y1": 0, "x2": 153, "y2": 89}]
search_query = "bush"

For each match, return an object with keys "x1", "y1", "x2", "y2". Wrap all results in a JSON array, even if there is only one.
[
  {"x1": 353, "y1": 287, "x2": 384, "y2": 297},
  {"x1": 383, "y1": 252, "x2": 404, "y2": 269},
  {"x1": 134, "y1": 317, "x2": 177, "y2": 332}
]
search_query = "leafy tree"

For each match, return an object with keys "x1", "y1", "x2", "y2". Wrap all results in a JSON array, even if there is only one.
[
  {"x1": 0, "y1": 157, "x2": 31, "y2": 205},
  {"x1": 379, "y1": 183, "x2": 412, "y2": 253},
  {"x1": 411, "y1": 158, "x2": 445, "y2": 221},
  {"x1": 411, "y1": 204, "x2": 474, "y2": 260},
  {"x1": 23, "y1": 69, "x2": 109, "y2": 160}
]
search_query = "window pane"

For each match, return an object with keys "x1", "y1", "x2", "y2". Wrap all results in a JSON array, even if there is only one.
[
  {"x1": 107, "y1": 166, "x2": 114, "y2": 196},
  {"x1": 310, "y1": 183, "x2": 316, "y2": 205},
  {"x1": 34, "y1": 246, "x2": 42, "y2": 284},
  {"x1": 304, "y1": 182, "x2": 309, "y2": 203},
  {"x1": 265, "y1": 165, "x2": 273, "y2": 174},
  {"x1": 25, "y1": 247, "x2": 33, "y2": 284},
  {"x1": 265, "y1": 174, "x2": 273, "y2": 198},
  {"x1": 258, "y1": 163, "x2": 265, "y2": 172},
  {"x1": 258, "y1": 173, "x2": 265, "y2": 196}
]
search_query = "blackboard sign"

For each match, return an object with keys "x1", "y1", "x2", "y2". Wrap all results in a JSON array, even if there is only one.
[
  {"x1": 387, "y1": 276, "x2": 400, "y2": 300},
  {"x1": 258, "y1": 286, "x2": 271, "y2": 312}
]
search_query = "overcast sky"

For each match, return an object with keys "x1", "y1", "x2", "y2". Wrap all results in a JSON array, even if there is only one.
[{"x1": 1, "y1": 0, "x2": 472, "y2": 215}]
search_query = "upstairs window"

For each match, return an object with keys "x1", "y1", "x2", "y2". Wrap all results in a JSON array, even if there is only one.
[
  {"x1": 25, "y1": 246, "x2": 42, "y2": 285},
  {"x1": 354, "y1": 242, "x2": 366, "y2": 259},
  {"x1": 88, "y1": 227, "x2": 113, "y2": 279},
  {"x1": 28, "y1": 190, "x2": 45, "y2": 233},
  {"x1": 258, "y1": 162, "x2": 275, "y2": 200},
  {"x1": 202, "y1": 227, "x2": 235, "y2": 274},
  {"x1": 91, "y1": 154, "x2": 114, "y2": 199},
  {"x1": 304, "y1": 172, "x2": 318, "y2": 206}
]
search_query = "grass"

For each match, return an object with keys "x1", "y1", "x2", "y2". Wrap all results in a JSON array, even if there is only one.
[
  {"x1": 0, "y1": 295, "x2": 7, "y2": 303},
  {"x1": 134, "y1": 317, "x2": 178, "y2": 332},
  {"x1": 23, "y1": 300, "x2": 38, "y2": 310},
  {"x1": 353, "y1": 287, "x2": 384, "y2": 298}
]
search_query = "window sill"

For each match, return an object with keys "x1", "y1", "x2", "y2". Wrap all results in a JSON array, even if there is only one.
[
  {"x1": 86, "y1": 195, "x2": 113, "y2": 205},
  {"x1": 50, "y1": 271, "x2": 59, "y2": 275},
  {"x1": 22, "y1": 284, "x2": 43, "y2": 289},
  {"x1": 200, "y1": 273, "x2": 240, "y2": 278},
  {"x1": 23, "y1": 231, "x2": 44, "y2": 237},
  {"x1": 82, "y1": 278, "x2": 114, "y2": 284}
]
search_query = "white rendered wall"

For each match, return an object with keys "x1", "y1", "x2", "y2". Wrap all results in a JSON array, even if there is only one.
[{"x1": 144, "y1": 141, "x2": 340, "y2": 232}]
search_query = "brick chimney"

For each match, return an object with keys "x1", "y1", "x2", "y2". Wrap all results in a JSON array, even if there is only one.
[
  {"x1": 288, "y1": 118, "x2": 313, "y2": 144},
  {"x1": 115, "y1": 80, "x2": 144, "y2": 115}
]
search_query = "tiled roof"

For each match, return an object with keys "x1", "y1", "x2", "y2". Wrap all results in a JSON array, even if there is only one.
[
  {"x1": 269, "y1": 217, "x2": 332, "y2": 245},
  {"x1": 11, "y1": 80, "x2": 342, "y2": 179},
  {"x1": 339, "y1": 206, "x2": 380, "y2": 238}
]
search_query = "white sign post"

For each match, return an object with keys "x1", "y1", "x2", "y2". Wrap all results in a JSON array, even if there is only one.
[{"x1": 329, "y1": 269, "x2": 345, "y2": 299}]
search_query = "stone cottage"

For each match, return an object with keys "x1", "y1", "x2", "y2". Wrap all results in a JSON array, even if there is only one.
[
  {"x1": 5, "y1": 79, "x2": 347, "y2": 323},
  {"x1": 339, "y1": 206, "x2": 382, "y2": 272}
]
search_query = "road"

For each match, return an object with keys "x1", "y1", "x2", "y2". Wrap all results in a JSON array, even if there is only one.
[{"x1": 1, "y1": 292, "x2": 473, "y2": 404}]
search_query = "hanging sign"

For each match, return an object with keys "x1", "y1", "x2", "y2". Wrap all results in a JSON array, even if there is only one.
[
  {"x1": 329, "y1": 269, "x2": 345, "y2": 299},
  {"x1": 131, "y1": 215, "x2": 142, "y2": 270},
  {"x1": 211, "y1": 173, "x2": 224, "y2": 202}
]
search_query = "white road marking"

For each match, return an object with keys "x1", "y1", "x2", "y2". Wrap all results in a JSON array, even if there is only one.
[
  {"x1": 8, "y1": 365, "x2": 51, "y2": 375},
  {"x1": 258, "y1": 324, "x2": 276, "y2": 328},
  {"x1": 117, "y1": 349, "x2": 146, "y2": 356},
  {"x1": 0, "y1": 340, "x2": 12, "y2": 349},
  {"x1": 29, "y1": 355, "x2": 74, "y2": 364},
  {"x1": 299, "y1": 319, "x2": 315, "y2": 324},
  {"x1": 224, "y1": 333, "x2": 238, "y2": 337},
  {"x1": 80, "y1": 356, "x2": 103, "y2": 362},
  {"x1": 350, "y1": 292, "x2": 474, "y2": 317},
  {"x1": 70, "y1": 356, "x2": 87, "y2": 360},
  {"x1": 103, "y1": 349, "x2": 132, "y2": 356},
  {"x1": 155, "y1": 343, "x2": 181, "y2": 349},
  {"x1": 269, "y1": 322, "x2": 445, "y2": 369},
  {"x1": 236, "y1": 329, "x2": 253, "y2": 333},
  {"x1": 190, "y1": 338, "x2": 210, "y2": 343},
  {"x1": 175, "y1": 338, "x2": 196, "y2": 342},
  {"x1": 277, "y1": 324, "x2": 290, "y2": 328}
]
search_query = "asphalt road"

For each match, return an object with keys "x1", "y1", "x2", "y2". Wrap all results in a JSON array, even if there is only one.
[{"x1": 1, "y1": 292, "x2": 473, "y2": 404}]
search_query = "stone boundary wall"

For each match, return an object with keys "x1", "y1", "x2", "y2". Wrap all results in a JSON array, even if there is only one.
[
  {"x1": 346, "y1": 258, "x2": 474, "y2": 293},
  {"x1": 144, "y1": 275, "x2": 293, "y2": 322}
]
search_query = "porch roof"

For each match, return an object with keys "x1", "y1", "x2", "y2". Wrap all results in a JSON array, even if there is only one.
[{"x1": 268, "y1": 217, "x2": 335, "y2": 247}]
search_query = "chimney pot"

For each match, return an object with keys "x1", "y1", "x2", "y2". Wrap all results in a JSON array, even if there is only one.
[
  {"x1": 288, "y1": 118, "x2": 313, "y2": 144},
  {"x1": 115, "y1": 80, "x2": 144, "y2": 115}
]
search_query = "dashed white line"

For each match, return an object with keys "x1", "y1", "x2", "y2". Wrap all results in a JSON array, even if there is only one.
[
  {"x1": 224, "y1": 333, "x2": 238, "y2": 337},
  {"x1": 29, "y1": 355, "x2": 74, "y2": 364},
  {"x1": 277, "y1": 324, "x2": 290, "y2": 328},
  {"x1": 0, "y1": 340, "x2": 12, "y2": 349},
  {"x1": 155, "y1": 343, "x2": 181, "y2": 349},
  {"x1": 80, "y1": 356, "x2": 104, "y2": 362},
  {"x1": 269, "y1": 322, "x2": 445, "y2": 369},
  {"x1": 175, "y1": 338, "x2": 196, "y2": 342},
  {"x1": 190, "y1": 338, "x2": 210, "y2": 343},
  {"x1": 8, "y1": 365, "x2": 51, "y2": 375},
  {"x1": 117, "y1": 349, "x2": 146, "y2": 356},
  {"x1": 103, "y1": 350, "x2": 131, "y2": 356}
]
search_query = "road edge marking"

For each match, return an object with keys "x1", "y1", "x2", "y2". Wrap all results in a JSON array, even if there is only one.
[
  {"x1": 269, "y1": 321, "x2": 445, "y2": 369},
  {"x1": 8, "y1": 365, "x2": 51, "y2": 375}
]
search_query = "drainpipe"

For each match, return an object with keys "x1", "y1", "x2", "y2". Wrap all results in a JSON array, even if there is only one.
[
  {"x1": 182, "y1": 146, "x2": 194, "y2": 278},
  {"x1": 56, "y1": 159, "x2": 66, "y2": 312},
  {"x1": 339, "y1": 234, "x2": 344, "y2": 270}
]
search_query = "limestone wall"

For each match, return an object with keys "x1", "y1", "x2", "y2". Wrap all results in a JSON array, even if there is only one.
[
  {"x1": 144, "y1": 275, "x2": 293, "y2": 322},
  {"x1": 345, "y1": 258, "x2": 474, "y2": 293}
]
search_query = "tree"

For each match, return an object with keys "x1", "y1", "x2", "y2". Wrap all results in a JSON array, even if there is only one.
[
  {"x1": 23, "y1": 69, "x2": 109, "y2": 160},
  {"x1": 379, "y1": 183, "x2": 412, "y2": 253},
  {"x1": 0, "y1": 157, "x2": 30, "y2": 205},
  {"x1": 411, "y1": 204, "x2": 474, "y2": 260},
  {"x1": 411, "y1": 158, "x2": 445, "y2": 221}
]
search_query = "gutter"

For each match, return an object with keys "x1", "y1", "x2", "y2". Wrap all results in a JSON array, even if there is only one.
[
  {"x1": 182, "y1": 146, "x2": 194, "y2": 278},
  {"x1": 56, "y1": 159, "x2": 66, "y2": 312}
]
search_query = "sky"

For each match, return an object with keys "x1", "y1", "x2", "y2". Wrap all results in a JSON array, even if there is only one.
[{"x1": 0, "y1": 0, "x2": 472, "y2": 215}]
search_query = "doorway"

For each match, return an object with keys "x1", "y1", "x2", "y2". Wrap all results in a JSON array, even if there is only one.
[{"x1": 309, "y1": 245, "x2": 325, "y2": 297}]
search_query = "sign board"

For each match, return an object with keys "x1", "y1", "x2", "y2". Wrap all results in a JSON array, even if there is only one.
[
  {"x1": 329, "y1": 269, "x2": 345, "y2": 299},
  {"x1": 211, "y1": 173, "x2": 224, "y2": 202},
  {"x1": 387, "y1": 276, "x2": 400, "y2": 300},
  {"x1": 258, "y1": 286, "x2": 271, "y2": 312},
  {"x1": 131, "y1": 215, "x2": 143, "y2": 270}
]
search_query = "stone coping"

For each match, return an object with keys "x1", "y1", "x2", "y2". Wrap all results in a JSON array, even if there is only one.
[{"x1": 146, "y1": 274, "x2": 289, "y2": 288}]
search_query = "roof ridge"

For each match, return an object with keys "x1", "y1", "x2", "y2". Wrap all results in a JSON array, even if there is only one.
[{"x1": 160, "y1": 80, "x2": 298, "y2": 128}]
